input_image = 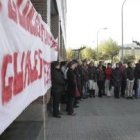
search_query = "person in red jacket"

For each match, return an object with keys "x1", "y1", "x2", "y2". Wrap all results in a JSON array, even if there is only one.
[{"x1": 105, "y1": 63, "x2": 112, "y2": 96}]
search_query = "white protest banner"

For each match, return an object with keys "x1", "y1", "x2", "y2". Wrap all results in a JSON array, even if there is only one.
[{"x1": 0, "y1": 0, "x2": 58, "y2": 134}]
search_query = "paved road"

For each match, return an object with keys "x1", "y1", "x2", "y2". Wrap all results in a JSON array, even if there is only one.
[{"x1": 46, "y1": 97, "x2": 140, "y2": 140}]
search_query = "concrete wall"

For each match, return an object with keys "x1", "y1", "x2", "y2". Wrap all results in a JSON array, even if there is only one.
[
  {"x1": 31, "y1": 0, "x2": 47, "y2": 22},
  {"x1": 51, "y1": 15, "x2": 59, "y2": 39}
]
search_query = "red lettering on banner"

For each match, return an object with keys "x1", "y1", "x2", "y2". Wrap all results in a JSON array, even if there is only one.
[
  {"x1": 7, "y1": 0, "x2": 58, "y2": 49},
  {"x1": 8, "y1": 0, "x2": 18, "y2": 23},
  {"x1": 38, "y1": 50, "x2": 43, "y2": 79},
  {"x1": 16, "y1": 0, "x2": 24, "y2": 7},
  {"x1": 30, "y1": 51, "x2": 38, "y2": 83},
  {"x1": 1, "y1": 55, "x2": 13, "y2": 104},
  {"x1": 22, "y1": 1, "x2": 30, "y2": 16},
  {"x1": 26, "y1": 6, "x2": 35, "y2": 20},
  {"x1": 34, "y1": 15, "x2": 40, "y2": 37},
  {"x1": 30, "y1": 23, "x2": 36, "y2": 35},
  {"x1": 1, "y1": 50, "x2": 50, "y2": 105},
  {"x1": 0, "y1": 1, "x2": 2, "y2": 12},
  {"x1": 44, "y1": 61, "x2": 51, "y2": 86},
  {"x1": 18, "y1": 12, "x2": 26, "y2": 29},
  {"x1": 13, "y1": 52, "x2": 24, "y2": 95},
  {"x1": 21, "y1": 52, "x2": 25, "y2": 70},
  {"x1": 40, "y1": 24, "x2": 45, "y2": 42},
  {"x1": 26, "y1": 7, "x2": 35, "y2": 32},
  {"x1": 24, "y1": 51, "x2": 31, "y2": 87},
  {"x1": 44, "y1": 31, "x2": 49, "y2": 45},
  {"x1": 26, "y1": 18, "x2": 30, "y2": 31}
]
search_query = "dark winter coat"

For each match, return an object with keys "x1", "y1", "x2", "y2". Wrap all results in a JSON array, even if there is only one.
[
  {"x1": 88, "y1": 66, "x2": 97, "y2": 81},
  {"x1": 74, "y1": 67, "x2": 82, "y2": 94},
  {"x1": 112, "y1": 68, "x2": 122, "y2": 86},
  {"x1": 97, "y1": 68, "x2": 105, "y2": 82},
  {"x1": 67, "y1": 68, "x2": 76, "y2": 97},
  {"x1": 135, "y1": 63, "x2": 140, "y2": 79},
  {"x1": 120, "y1": 66, "x2": 127, "y2": 81},
  {"x1": 51, "y1": 68, "x2": 65, "y2": 96},
  {"x1": 126, "y1": 67, "x2": 135, "y2": 80},
  {"x1": 81, "y1": 65, "x2": 89, "y2": 82}
]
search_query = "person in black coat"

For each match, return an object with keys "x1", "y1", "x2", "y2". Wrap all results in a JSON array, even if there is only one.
[
  {"x1": 99, "y1": 61, "x2": 106, "y2": 96},
  {"x1": 126, "y1": 62, "x2": 135, "y2": 99},
  {"x1": 81, "y1": 60, "x2": 89, "y2": 98},
  {"x1": 97, "y1": 65, "x2": 105, "y2": 97},
  {"x1": 88, "y1": 61, "x2": 97, "y2": 97},
  {"x1": 112, "y1": 63, "x2": 122, "y2": 98},
  {"x1": 134, "y1": 60, "x2": 140, "y2": 98},
  {"x1": 73, "y1": 60, "x2": 81, "y2": 108},
  {"x1": 119, "y1": 62, "x2": 127, "y2": 97},
  {"x1": 66, "y1": 61, "x2": 77, "y2": 116},
  {"x1": 51, "y1": 61, "x2": 65, "y2": 118}
]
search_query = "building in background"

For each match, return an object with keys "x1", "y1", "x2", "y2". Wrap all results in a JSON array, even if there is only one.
[{"x1": 119, "y1": 43, "x2": 140, "y2": 61}]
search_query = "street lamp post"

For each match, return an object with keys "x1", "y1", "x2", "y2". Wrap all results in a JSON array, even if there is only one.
[
  {"x1": 97, "y1": 27, "x2": 107, "y2": 59},
  {"x1": 121, "y1": 0, "x2": 127, "y2": 61}
]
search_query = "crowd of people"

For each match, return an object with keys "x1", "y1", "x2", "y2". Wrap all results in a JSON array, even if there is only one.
[{"x1": 50, "y1": 59, "x2": 140, "y2": 118}]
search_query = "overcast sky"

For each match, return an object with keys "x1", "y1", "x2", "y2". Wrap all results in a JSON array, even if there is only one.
[{"x1": 66, "y1": 0, "x2": 140, "y2": 49}]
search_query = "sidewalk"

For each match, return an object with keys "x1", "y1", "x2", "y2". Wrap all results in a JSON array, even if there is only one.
[
  {"x1": 1, "y1": 97, "x2": 140, "y2": 140},
  {"x1": 45, "y1": 97, "x2": 140, "y2": 140}
]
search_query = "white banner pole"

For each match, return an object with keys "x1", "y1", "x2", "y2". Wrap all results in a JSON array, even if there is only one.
[{"x1": 43, "y1": 95, "x2": 46, "y2": 140}]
